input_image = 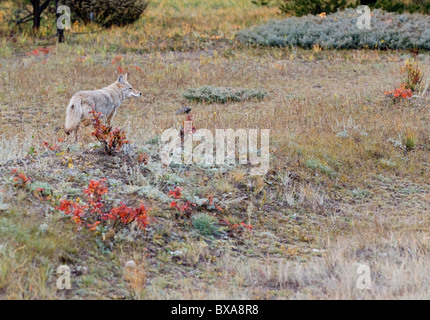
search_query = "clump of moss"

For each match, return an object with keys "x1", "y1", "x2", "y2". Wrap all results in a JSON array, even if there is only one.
[{"x1": 183, "y1": 86, "x2": 267, "y2": 103}]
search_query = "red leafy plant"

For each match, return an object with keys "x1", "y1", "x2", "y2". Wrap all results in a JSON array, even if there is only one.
[
  {"x1": 90, "y1": 108, "x2": 129, "y2": 155},
  {"x1": 220, "y1": 219, "x2": 253, "y2": 236},
  {"x1": 11, "y1": 168, "x2": 31, "y2": 188},
  {"x1": 111, "y1": 56, "x2": 126, "y2": 74},
  {"x1": 169, "y1": 187, "x2": 196, "y2": 218},
  {"x1": 384, "y1": 84, "x2": 413, "y2": 102},
  {"x1": 10, "y1": 169, "x2": 52, "y2": 201},
  {"x1": 41, "y1": 141, "x2": 60, "y2": 152},
  {"x1": 384, "y1": 58, "x2": 423, "y2": 103},
  {"x1": 26, "y1": 47, "x2": 51, "y2": 56},
  {"x1": 206, "y1": 195, "x2": 223, "y2": 212},
  {"x1": 56, "y1": 179, "x2": 150, "y2": 235},
  {"x1": 168, "y1": 188, "x2": 223, "y2": 219}
]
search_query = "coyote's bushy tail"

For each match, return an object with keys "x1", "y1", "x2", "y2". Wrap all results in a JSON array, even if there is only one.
[{"x1": 64, "y1": 98, "x2": 82, "y2": 134}]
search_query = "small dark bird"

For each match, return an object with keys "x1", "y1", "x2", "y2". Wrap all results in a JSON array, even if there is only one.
[{"x1": 176, "y1": 107, "x2": 192, "y2": 115}]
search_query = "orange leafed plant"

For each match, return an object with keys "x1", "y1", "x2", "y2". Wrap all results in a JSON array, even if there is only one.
[
  {"x1": 168, "y1": 187, "x2": 196, "y2": 218},
  {"x1": 90, "y1": 108, "x2": 129, "y2": 155},
  {"x1": 105, "y1": 203, "x2": 150, "y2": 229},
  {"x1": 220, "y1": 219, "x2": 253, "y2": 236},
  {"x1": 384, "y1": 84, "x2": 413, "y2": 101},
  {"x1": 56, "y1": 179, "x2": 150, "y2": 233},
  {"x1": 11, "y1": 168, "x2": 31, "y2": 188}
]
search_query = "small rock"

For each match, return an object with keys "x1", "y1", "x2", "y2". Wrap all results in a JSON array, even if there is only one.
[
  {"x1": 170, "y1": 250, "x2": 183, "y2": 257},
  {"x1": 125, "y1": 260, "x2": 136, "y2": 268}
]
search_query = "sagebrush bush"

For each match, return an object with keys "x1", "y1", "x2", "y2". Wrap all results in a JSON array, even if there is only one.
[
  {"x1": 238, "y1": 8, "x2": 430, "y2": 50},
  {"x1": 279, "y1": 0, "x2": 430, "y2": 16},
  {"x1": 183, "y1": 86, "x2": 267, "y2": 103},
  {"x1": 64, "y1": 0, "x2": 149, "y2": 27}
]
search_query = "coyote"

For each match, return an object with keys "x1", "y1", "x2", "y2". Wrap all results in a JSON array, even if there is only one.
[{"x1": 64, "y1": 74, "x2": 142, "y2": 142}]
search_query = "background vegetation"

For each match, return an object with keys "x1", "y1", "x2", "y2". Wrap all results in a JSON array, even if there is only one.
[{"x1": 238, "y1": 9, "x2": 430, "y2": 49}]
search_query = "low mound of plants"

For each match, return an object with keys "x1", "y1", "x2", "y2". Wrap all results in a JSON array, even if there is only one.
[
  {"x1": 238, "y1": 8, "x2": 430, "y2": 50},
  {"x1": 183, "y1": 86, "x2": 267, "y2": 103},
  {"x1": 279, "y1": 0, "x2": 430, "y2": 16}
]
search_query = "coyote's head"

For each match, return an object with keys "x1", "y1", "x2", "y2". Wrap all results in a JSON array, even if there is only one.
[{"x1": 117, "y1": 73, "x2": 142, "y2": 98}]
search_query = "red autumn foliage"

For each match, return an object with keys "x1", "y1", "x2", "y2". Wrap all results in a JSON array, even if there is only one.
[
  {"x1": 56, "y1": 199, "x2": 88, "y2": 225},
  {"x1": 41, "y1": 141, "x2": 60, "y2": 152},
  {"x1": 11, "y1": 168, "x2": 31, "y2": 188},
  {"x1": 105, "y1": 203, "x2": 150, "y2": 229},
  {"x1": 168, "y1": 187, "x2": 196, "y2": 218},
  {"x1": 56, "y1": 179, "x2": 150, "y2": 233},
  {"x1": 220, "y1": 219, "x2": 253, "y2": 236},
  {"x1": 207, "y1": 195, "x2": 223, "y2": 212},
  {"x1": 111, "y1": 56, "x2": 123, "y2": 64},
  {"x1": 169, "y1": 187, "x2": 182, "y2": 199},
  {"x1": 84, "y1": 178, "x2": 108, "y2": 215},
  {"x1": 26, "y1": 47, "x2": 51, "y2": 56},
  {"x1": 168, "y1": 188, "x2": 222, "y2": 219},
  {"x1": 170, "y1": 200, "x2": 196, "y2": 217},
  {"x1": 384, "y1": 83, "x2": 413, "y2": 101},
  {"x1": 90, "y1": 108, "x2": 129, "y2": 155}
]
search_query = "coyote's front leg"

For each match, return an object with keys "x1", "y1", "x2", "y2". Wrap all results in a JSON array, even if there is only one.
[{"x1": 106, "y1": 111, "x2": 116, "y2": 127}]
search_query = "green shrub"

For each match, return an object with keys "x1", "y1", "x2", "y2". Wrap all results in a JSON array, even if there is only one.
[
  {"x1": 279, "y1": 0, "x2": 349, "y2": 16},
  {"x1": 252, "y1": 0, "x2": 272, "y2": 6},
  {"x1": 192, "y1": 213, "x2": 220, "y2": 236},
  {"x1": 183, "y1": 86, "x2": 267, "y2": 103},
  {"x1": 238, "y1": 8, "x2": 430, "y2": 50},
  {"x1": 64, "y1": 0, "x2": 149, "y2": 27},
  {"x1": 370, "y1": 0, "x2": 430, "y2": 14}
]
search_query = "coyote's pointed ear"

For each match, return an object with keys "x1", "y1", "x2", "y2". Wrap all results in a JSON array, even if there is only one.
[
  {"x1": 117, "y1": 74, "x2": 125, "y2": 84},
  {"x1": 124, "y1": 73, "x2": 128, "y2": 81}
]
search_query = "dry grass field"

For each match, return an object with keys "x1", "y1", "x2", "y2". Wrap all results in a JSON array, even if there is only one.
[{"x1": 0, "y1": 0, "x2": 429, "y2": 299}]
